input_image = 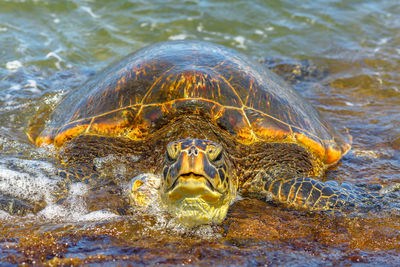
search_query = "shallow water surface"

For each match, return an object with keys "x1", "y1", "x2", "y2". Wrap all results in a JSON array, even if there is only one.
[{"x1": 1, "y1": 0, "x2": 400, "y2": 265}]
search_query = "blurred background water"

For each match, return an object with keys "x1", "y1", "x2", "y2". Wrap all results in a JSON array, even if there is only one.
[{"x1": 0, "y1": 0, "x2": 400, "y2": 265}]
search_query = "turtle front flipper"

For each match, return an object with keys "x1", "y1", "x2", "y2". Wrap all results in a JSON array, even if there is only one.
[
  {"x1": 56, "y1": 165, "x2": 132, "y2": 215},
  {"x1": 242, "y1": 169, "x2": 378, "y2": 212},
  {"x1": 0, "y1": 194, "x2": 44, "y2": 216},
  {"x1": 129, "y1": 173, "x2": 160, "y2": 210}
]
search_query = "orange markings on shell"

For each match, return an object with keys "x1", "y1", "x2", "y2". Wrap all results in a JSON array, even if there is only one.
[
  {"x1": 236, "y1": 127, "x2": 256, "y2": 145},
  {"x1": 245, "y1": 107, "x2": 291, "y2": 142},
  {"x1": 252, "y1": 126, "x2": 290, "y2": 141},
  {"x1": 295, "y1": 132, "x2": 325, "y2": 163},
  {"x1": 35, "y1": 133, "x2": 54, "y2": 147},
  {"x1": 114, "y1": 77, "x2": 125, "y2": 93},
  {"x1": 54, "y1": 124, "x2": 89, "y2": 147},
  {"x1": 125, "y1": 120, "x2": 151, "y2": 141},
  {"x1": 89, "y1": 121, "x2": 126, "y2": 137},
  {"x1": 210, "y1": 104, "x2": 224, "y2": 121},
  {"x1": 325, "y1": 143, "x2": 350, "y2": 166},
  {"x1": 161, "y1": 102, "x2": 175, "y2": 114},
  {"x1": 29, "y1": 41, "x2": 350, "y2": 170}
]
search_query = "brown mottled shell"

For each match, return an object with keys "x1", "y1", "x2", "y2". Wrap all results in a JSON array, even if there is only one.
[{"x1": 28, "y1": 41, "x2": 350, "y2": 166}]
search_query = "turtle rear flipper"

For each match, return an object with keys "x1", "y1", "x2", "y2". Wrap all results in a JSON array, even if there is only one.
[{"x1": 259, "y1": 57, "x2": 328, "y2": 85}]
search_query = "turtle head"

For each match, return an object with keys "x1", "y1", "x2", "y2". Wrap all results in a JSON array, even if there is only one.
[{"x1": 160, "y1": 139, "x2": 237, "y2": 227}]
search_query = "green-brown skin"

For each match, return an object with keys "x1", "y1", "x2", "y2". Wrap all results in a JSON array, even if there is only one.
[
  {"x1": 160, "y1": 139, "x2": 236, "y2": 226},
  {"x1": 23, "y1": 41, "x2": 378, "y2": 226}
]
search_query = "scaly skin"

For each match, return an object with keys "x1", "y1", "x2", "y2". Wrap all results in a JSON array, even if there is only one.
[
  {"x1": 129, "y1": 139, "x2": 377, "y2": 226},
  {"x1": 241, "y1": 168, "x2": 377, "y2": 212}
]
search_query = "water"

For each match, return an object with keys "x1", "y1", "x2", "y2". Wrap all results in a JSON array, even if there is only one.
[{"x1": 1, "y1": 0, "x2": 400, "y2": 265}]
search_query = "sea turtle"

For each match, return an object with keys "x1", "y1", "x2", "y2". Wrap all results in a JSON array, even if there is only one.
[{"x1": 25, "y1": 40, "x2": 376, "y2": 226}]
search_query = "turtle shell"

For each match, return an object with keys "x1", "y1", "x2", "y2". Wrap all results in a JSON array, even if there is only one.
[{"x1": 28, "y1": 41, "x2": 350, "y2": 166}]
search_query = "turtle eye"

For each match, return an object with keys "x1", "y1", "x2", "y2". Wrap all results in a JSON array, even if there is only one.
[
  {"x1": 213, "y1": 150, "x2": 223, "y2": 162},
  {"x1": 166, "y1": 142, "x2": 180, "y2": 163},
  {"x1": 166, "y1": 151, "x2": 176, "y2": 163},
  {"x1": 207, "y1": 145, "x2": 224, "y2": 163}
]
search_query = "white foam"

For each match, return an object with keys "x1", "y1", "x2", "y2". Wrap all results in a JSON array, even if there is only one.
[
  {"x1": 196, "y1": 23, "x2": 204, "y2": 32},
  {"x1": 254, "y1": 29, "x2": 264, "y2": 35},
  {"x1": 377, "y1": 37, "x2": 389, "y2": 45},
  {"x1": 38, "y1": 204, "x2": 69, "y2": 220},
  {"x1": 169, "y1": 34, "x2": 187, "y2": 41},
  {"x1": 0, "y1": 158, "x2": 59, "y2": 203},
  {"x1": 10, "y1": 84, "x2": 21, "y2": 91},
  {"x1": 130, "y1": 154, "x2": 140, "y2": 162},
  {"x1": 46, "y1": 51, "x2": 63, "y2": 69},
  {"x1": 43, "y1": 92, "x2": 64, "y2": 106},
  {"x1": 45, "y1": 52, "x2": 62, "y2": 61},
  {"x1": 141, "y1": 22, "x2": 157, "y2": 31},
  {"x1": 265, "y1": 26, "x2": 275, "y2": 31},
  {"x1": 352, "y1": 149, "x2": 381, "y2": 159},
  {"x1": 69, "y1": 182, "x2": 89, "y2": 203},
  {"x1": 231, "y1": 193, "x2": 243, "y2": 204},
  {"x1": 149, "y1": 214, "x2": 222, "y2": 239},
  {"x1": 93, "y1": 154, "x2": 117, "y2": 168},
  {"x1": 0, "y1": 157, "x2": 120, "y2": 223},
  {"x1": 38, "y1": 182, "x2": 120, "y2": 222},
  {"x1": 80, "y1": 6, "x2": 100, "y2": 19},
  {"x1": 6, "y1": 60, "x2": 22, "y2": 71},
  {"x1": 38, "y1": 183, "x2": 88, "y2": 220},
  {"x1": 0, "y1": 210, "x2": 12, "y2": 220},
  {"x1": 192, "y1": 224, "x2": 222, "y2": 239},
  {"x1": 38, "y1": 204, "x2": 119, "y2": 223},
  {"x1": 79, "y1": 210, "x2": 119, "y2": 221},
  {"x1": 24, "y1": 79, "x2": 40, "y2": 94},
  {"x1": 233, "y1": 36, "x2": 247, "y2": 49},
  {"x1": 50, "y1": 14, "x2": 60, "y2": 24},
  {"x1": 93, "y1": 154, "x2": 128, "y2": 177}
]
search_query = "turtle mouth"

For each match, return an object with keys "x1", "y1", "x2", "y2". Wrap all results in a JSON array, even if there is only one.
[
  {"x1": 167, "y1": 172, "x2": 215, "y2": 191},
  {"x1": 166, "y1": 173, "x2": 222, "y2": 203}
]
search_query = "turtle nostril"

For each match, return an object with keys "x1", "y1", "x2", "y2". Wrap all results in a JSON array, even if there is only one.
[{"x1": 188, "y1": 146, "x2": 199, "y2": 157}]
